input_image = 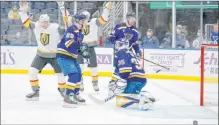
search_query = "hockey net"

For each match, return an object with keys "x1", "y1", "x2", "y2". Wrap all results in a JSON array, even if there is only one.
[{"x1": 200, "y1": 44, "x2": 219, "y2": 106}]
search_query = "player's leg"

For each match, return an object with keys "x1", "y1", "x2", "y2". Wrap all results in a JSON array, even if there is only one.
[
  {"x1": 26, "y1": 55, "x2": 47, "y2": 100},
  {"x1": 72, "y1": 61, "x2": 86, "y2": 103},
  {"x1": 123, "y1": 81, "x2": 155, "y2": 110},
  {"x1": 87, "y1": 47, "x2": 99, "y2": 91},
  {"x1": 76, "y1": 53, "x2": 85, "y2": 91},
  {"x1": 57, "y1": 57, "x2": 84, "y2": 107},
  {"x1": 48, "y1": 58, "x2": 66, "y2": 97}
]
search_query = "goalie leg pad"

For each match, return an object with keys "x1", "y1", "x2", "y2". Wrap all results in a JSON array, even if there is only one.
[{"x1": 124, "y1": 81, "x2": 146, "y2": 94}]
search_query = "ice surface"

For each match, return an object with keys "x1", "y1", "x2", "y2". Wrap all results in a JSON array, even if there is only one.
[{"x1": 1, "y1": 74, "x2": 218, "y2": 124}]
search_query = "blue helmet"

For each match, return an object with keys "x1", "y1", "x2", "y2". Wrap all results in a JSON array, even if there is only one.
[{"x1": 74, "y1": 13, "x2": 86, "y2": 22}]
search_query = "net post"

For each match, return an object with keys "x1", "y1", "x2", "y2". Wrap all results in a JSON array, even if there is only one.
[{"x1": 200, "y1": 46, "x2": 205, "y2": 106}]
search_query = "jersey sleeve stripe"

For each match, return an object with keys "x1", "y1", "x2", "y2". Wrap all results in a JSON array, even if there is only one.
[
  {"x1": 23, "y1": 18, "x2": 30, "y2": 28},
  {"x1": 98, "y1": 16, "x2": 107, "y2": 25},
  {"x1": 65, "y1": 40, "x2": 74, "y2": 48}
]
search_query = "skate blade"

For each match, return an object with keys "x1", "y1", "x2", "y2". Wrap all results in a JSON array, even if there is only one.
[
  {"x1": 77, "y1": 101, "x2": 86, "y2": 105},
  {"x1": 26, "y1": 97, "x2": 39, "y2": 101},
  {"x1": 63, "y1": 102, "x2": 77, "y2": 108}
]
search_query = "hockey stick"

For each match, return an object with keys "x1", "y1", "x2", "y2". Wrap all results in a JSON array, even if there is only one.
[{"x1": 88, "y1": 94, "x2": 115, "y2": 104}]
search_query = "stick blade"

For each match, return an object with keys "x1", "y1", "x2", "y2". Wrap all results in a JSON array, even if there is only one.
[{"x1": 88, "y1": 94, "x2": 105, "y2": 104}]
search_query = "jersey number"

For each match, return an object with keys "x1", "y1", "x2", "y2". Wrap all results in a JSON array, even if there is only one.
[
  {"x1": 40, "y1": 33, "x2": 50, "y2": 46},
  {"x1": 131, "y1": 58, "x2": 142, "y2": 70}
]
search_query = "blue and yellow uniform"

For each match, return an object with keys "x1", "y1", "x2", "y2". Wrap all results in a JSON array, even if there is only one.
[
  {"x1": 56, "y1": 24, "x2": 84, "y2": 95},
  {"x1": 108, "y1": 23, "x2": 140, "y2": 54},
  {"x1": 112, "y1": 49, "x2": 146, "y2": 94}
]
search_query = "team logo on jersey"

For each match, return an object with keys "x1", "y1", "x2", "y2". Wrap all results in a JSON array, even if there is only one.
[
  {"x1": 40, "y1": 33, "x2": 50, "y2": 46},
  {"x1": 124, "y1": 33, "x2": 133, "y2": 40},
  {"x1": 82, "y1": 24, "x2": 90, "y2": 35}
]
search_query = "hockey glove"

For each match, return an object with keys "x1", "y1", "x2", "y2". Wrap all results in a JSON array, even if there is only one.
[
  {"x1": 78, "y1": 43, "x2": 90, "y2": 59},
  {"x1": 108, "y1": 79, "x2": 127, "y2": 97},
  {"x1": 135, "y1": 50, "x2": 142, "y2": 58}
]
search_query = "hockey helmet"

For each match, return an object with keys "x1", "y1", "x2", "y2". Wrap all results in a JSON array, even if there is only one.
[
  {"x1": 74, "y1": 13, "x2": 87, "y2": 22},
  {"x1": 81, "y1": 10, "x2": 90, "y2": 19},
  {"x1": 126, "y1": 11, "x2": 136, "y2": 19},
  {"x1": 39, "y1": 14, "x2": 50, "y2": 23}
]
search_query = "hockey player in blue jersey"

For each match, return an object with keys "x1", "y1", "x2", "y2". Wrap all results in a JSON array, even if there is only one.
[
  {"x1": 108, "y1": 11, "x2": 141, "y2": 58},
  {"x1": 56, "y1": 13, "x2": 88, "y2": 107},
  {"x1": 108, "y1": 38, "x2": 155, "y2": 110}
]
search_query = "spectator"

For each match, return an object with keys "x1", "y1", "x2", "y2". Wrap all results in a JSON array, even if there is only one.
[
  {"x1": 8, "y1": 6, "x2": 20, "y2": 20},
  {"x1": 160, "y1": 32, "x2": 172, "y2": 48},
  {"x1": 211, "y1": 24, "x2": 218, "y2": 44},
  {"x1": 192, "y1": 30, "x2": 205, "y2": 48},
  {"x1": 175, "y1": 25, "x2": 186, "y2": 48},
  {"x1": 142, "y1": 29, "x2": 159, "y2": 48},
  {"x1": 160, "y1": 25, "x2": 187, "y2": 48}
]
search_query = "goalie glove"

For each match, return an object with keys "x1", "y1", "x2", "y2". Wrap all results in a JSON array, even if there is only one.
[{"x1": 108, "y1": 79, "x2": 127, "y2": 97}]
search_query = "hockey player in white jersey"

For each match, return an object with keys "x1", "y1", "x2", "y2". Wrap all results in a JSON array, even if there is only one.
[
  {"x1": 19, "y1": 1, "x2": 66, "y2": 100},
  {"x1": 57, "y1": 1, "x2": 113, "y2": 92}
]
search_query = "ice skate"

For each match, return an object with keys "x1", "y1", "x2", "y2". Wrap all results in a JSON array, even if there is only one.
[
  {"x1": 80, "y1": 82, "x2": 84, "y2": 91},
  {"x1": 58, "y1": 88, "x2": 65, "y2": 97},
  {"x1": 26, "y1": 86, "x2": 40, "y2": 101},
  {"x1": 92, "y1": 81, "x2": 99, "y2": 92},
  {"x1": 73, "y1": 94, "x2": 86, "y2": 104},
  {"x1": 63, "y1": 93, "x2": 78, "y2": 108}
]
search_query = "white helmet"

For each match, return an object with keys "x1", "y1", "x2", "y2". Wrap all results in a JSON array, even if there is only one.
[
  {"x1": 39, "y1": 14, "x2": 50, "y2": 22},
  {"x1": 81, "y1": 10, "x2": 90, "y2": 20}
]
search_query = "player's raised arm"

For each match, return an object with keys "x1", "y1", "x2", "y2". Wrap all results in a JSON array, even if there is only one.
[
  {"x1": 57, "y1": 1, "x2": 73, "y2": 28},
  {"x1": 18, "y1": 1, "x2": 35, "y2": 28},
  {"x1": 95, "y1": 2, "x2": 113, "y2": 25}
]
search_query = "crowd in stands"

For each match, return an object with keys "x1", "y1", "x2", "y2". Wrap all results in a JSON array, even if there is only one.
[{"x1": 1, "y1": 1, "x2": 218, "y2": 49}]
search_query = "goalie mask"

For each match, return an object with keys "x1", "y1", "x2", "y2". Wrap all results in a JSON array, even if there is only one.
[{"x1": 115, "y1": 38, "x2": 130, "y2": 52}]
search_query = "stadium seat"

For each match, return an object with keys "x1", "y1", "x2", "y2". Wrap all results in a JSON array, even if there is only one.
[
  {"x1": 34, "y1": 2, "x2": 45, "y2": 10},
  {"x1": 40, "y1": 9, "x2": 53, "y2": 14},
  {"x1": 31, "y1": 9, "x2": 40, "y2": 15},
  {"x1": 46, "y1": 2, "x2": 57, "y2": 9},
  {"x1": 1, "y1": 2, "x2": 9, "y2": 9}
]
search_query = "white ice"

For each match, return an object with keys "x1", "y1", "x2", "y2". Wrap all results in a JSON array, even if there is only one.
[{"x1": 1, "y1": 74, "x2": 218, "y2": 124}]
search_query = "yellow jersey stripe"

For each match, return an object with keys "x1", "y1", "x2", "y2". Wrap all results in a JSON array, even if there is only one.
[
  {"x1": 66, "y1": 40, "x2": 74, "y2": 48},
  {"x1": 128, "y1": 74, "x2": 146, "y2": 79},
  {"x1": 56, "y1": 50, "x2": 78, "y2": 58},
  {"x1": 118, "y1": 26, "x2": 127, "y2": 30},
  {"x1": 119, "y1": 69, "x2": 132, "y2": 73}
]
